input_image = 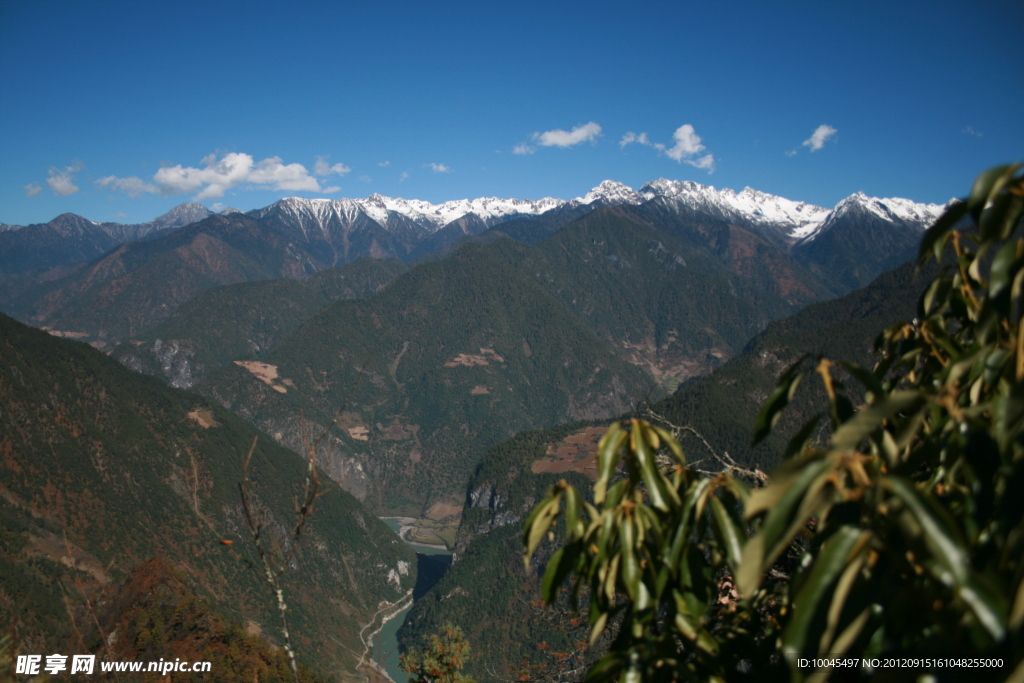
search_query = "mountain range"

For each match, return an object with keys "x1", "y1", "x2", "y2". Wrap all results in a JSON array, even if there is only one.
[
  {"x1": 0, "y1": 180, "x2": 947, "y2": 348},
  {"x1": 0, "y1": 175, "x2": 957, "y2": 680}
]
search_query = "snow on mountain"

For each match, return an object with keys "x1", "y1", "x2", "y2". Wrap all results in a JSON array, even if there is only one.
[
  {"x1": 3, "y1": 182, "x2": 949, "y2": 250},
  {"x1": 822, "y1": 192, "x2": 948, "y2": 233},
  {"x1": 639, "y1": 178, "x2": 832, "y2": 241},
  {"x1": 257, "y1": 192, "x2": 566, "y2": 235},
  {"x1": 579, "y1": 180, "x2": 644, "y2": 206}
]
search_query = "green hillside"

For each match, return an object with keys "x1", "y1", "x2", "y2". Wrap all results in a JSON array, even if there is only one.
[
  {"x1": 652, "y1": 258, "x2": 936, "y2": 473},
  {"x1": 492, "y1": 207, "x2": 833, "y2": 389},
  {"x1": 112, "y1": 257, "x2": 407, "y2": 388},
  {"x1": 0, "y1": 313, "x2": 414, "y2": 680},
  {"x1": 198, "y1": 241, "x2": 657, "y2": 515}
]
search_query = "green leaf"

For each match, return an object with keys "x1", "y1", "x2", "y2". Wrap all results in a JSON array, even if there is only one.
[
  {"x1": 594, "y1": 425, "x2": 627, "y2": 504},
  {"x1": 883, "y1": 477, "x2": 967, "y2": 585},
  {"x1": 588, "y1": 612, "x2": 610, "y2": 647},
  {"x1": 830, "y1": 390, "x2": 925, "y2": 451},
  {"x1": 620, "y1": 516, "x2": 640, "y2": 601},
  {"x1": 631, "y1": 420, "x2": 671, "y2": 511},
  {"x1": 524, "y1": 492, "x2": 562, "y2": 562},
  {"x1": 541, "y1": 544, "x2": 581, "y2": 603},
  {"x1": 918, "y1": 200, "x2": 967, "y2": 265},
  {"x1": 674, "y1": 610, "x2": 719, "y2": 655},
  {"x1": 921, "y1": 276, "x2": 953, "y2": 316},
  {"x1": 960, "y1": 575, "x2": 1008, "y2": 642},
  {"x1": 651, "y1": 424, "x2": 685, "y2": 465},
  {"x1": 781, "y1": 525, "x2": 864, "y2": 658},
  {"x1": 989, "y1": 239, "x2": 1022, "y2": 300},
  {"x1": 1011, "y1": 574, "x2": 1024, "y2": 630},
  {"x1": 709, "y1": 496, "x2": 744, "y2": 574},
  {"x1": 819, "y1": 532, "x2": 871, "y2": 651},
  {"x1": 740, "y1": 457, "x2": 832, "y2": 595},
  {"x1": 968, "y1": 164, "x2": 1019, "y2": 221},
  {"x1": 753, "y1": 356, "x2": 807, "y2": 445},
  {"x1": 564, "y1": 484, "x2": 581, "y2": 537}
]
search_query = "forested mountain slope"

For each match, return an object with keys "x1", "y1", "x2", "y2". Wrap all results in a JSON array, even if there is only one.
[
  {"x1": 399, "y1": 257, "x2": 934, "y2": 679},
  {"x1": 197, "y1": 241, "x2": 656, "y2": 515},
  {"x1": 0, "y1": 313, "x2": 414, "y2": 680},
  {"x1": 112, "y1": 257, "x2": 408, "y2": 388}
]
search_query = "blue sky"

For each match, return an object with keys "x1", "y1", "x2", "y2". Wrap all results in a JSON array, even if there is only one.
[{"x1": 1, "y1": 0, "x2": 1021, "y2": 226}]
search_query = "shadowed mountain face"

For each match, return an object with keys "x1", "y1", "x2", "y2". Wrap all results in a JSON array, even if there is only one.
[
  {"x1": 4, "y1": 214, "x2": 325, "y2": 344},
  {"x1": 0, "y1": 312, "x2": 415, "y2": 679},
  {"x1": 496, "y1": 207, "x2": 835, "y2": 386},
  {"x1": 0, "y1": 203, "x2": 215, "y2": 276}
]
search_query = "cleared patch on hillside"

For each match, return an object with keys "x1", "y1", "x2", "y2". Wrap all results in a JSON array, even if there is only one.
[
  {"x1": 334, "y1": 411, "x2": 371, "y2": 441},
  {"x1": 44, "y1": 328, "x2": 89, "y2": 339},
  {"x1": 233, "y1": 360, "x2": 288, "y2": 393},
  {"x1": 425, "y1": 502, "x2": 462, "y2": 521},
  {"x1": 444, "y1": 347, "x2": 505, "y2": 368},
  {"x1": 471, "y1": 385, "x2": 490, "y2": 395},
  {"x1": 530, "y1": 425, "x2": 607, "y2": 480},
  {"x1": 186, "y1": 408, "x2": 219, "y2": 428}
]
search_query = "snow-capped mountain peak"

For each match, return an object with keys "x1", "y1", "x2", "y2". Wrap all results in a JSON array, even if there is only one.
[
  {"x1": 580, "y1": 180, "x2": 644, "y2": 206},
  {"x1": 637, "y1": 178, "x2": 831, "y2": 241},
  {"x1": 256, "y1": 192, "x2": 567, "y2": 235},
  {"x1": 826, "y1": 192, "x2": 949, "y2": 231}
]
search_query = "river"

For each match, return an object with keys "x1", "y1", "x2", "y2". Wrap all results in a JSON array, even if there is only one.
[{"x1": 374, "y1": 518, "x2": 452, "y2": 683}]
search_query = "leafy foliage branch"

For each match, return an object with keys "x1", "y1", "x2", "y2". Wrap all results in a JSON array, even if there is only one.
[{"x1": 525, "y1": 164, "x2": 1024, "y2": 682}]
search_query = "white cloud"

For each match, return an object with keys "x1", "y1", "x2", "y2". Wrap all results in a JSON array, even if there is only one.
[
  {"x1": 665, "y1": 124, "x2": 706, "y2": 161},
  {"x1": 200, "y1": 153, "x2": 218, "y2": 166},
  {"x1": 619, "y1": 131, "x2": 665, "y2": 152},
  {"x1": 112, "y1": 212, "x2": 127, "y2": 219},
  {"x1": 99, "y1": 153, "x2": 329, "y2": 200},
  {"x1": 358, "y1": 174, "x2": 372, "y2": 183},
  {"x1": 686, "y1": 154, "x2": 716, "y2": 171},
  {"x1": 532, "y1": 121, "x2": 602, "y2": 148},
  {"x1": 802, "y1": 124, "x2": 837, "y2": 152},
  {"x1": 314, "y1": 155, "x2": 351, "y2": 176},
  {"x1": 211, "y1": 203, "x2": 226, "y2": 212},
  {"x1": 46, "y1": 162, "x2": 83, "y2": 196},
  {"x1": 96, "y1": 175, "x2": 159, "y2": 198},
  {"x1": 620, "y1": 131, "x2": 648, "y2": 148},
  {"x1": 621, "y1": 124, "x2": 715, "y2": 172},
  {"x1": 962, "y1": 125, "x2": 983, "y2": 138},
  {"x1": 425, "y1": 163, "x2": 451, "y2": 173},
  {"x1": 378, "y1": 160, "x2": 391, "y2": 167},
  {"x1": 323, "y1": 186, "x2": 342, "y2": 193},
  {"x1": 399, "y1": 171, "x2": 409, "y2": 182},
  {"x1": 512, "y1": 144, "x2": 536, "y2": 155},
  {"x1": 24, "y1": 183, "x2": 42, "y2": 197}
]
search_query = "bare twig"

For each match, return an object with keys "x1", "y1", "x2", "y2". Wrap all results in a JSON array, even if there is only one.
[{"x1": 639, "y1": 404, "x2": 768, "y2": 484}]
